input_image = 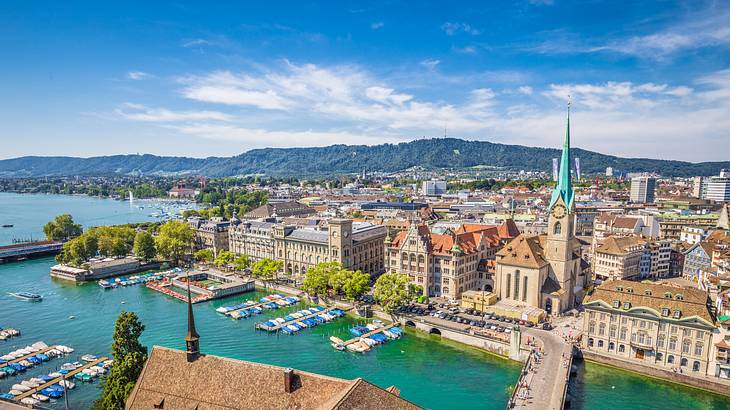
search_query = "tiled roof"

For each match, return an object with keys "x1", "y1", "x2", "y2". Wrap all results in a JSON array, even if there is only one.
[
  {"x1": 596, "y1": 236, "x2": 645, "y2": 255},
  {"x1": 583, "y1": 279, "x2": 715, "y2": 325},
  {"x1": 496, "y1": 234, "x2": 549, "y2": 269},
  {"x1": 391, "y1": 223, "x2": 501, "y2": 256},
  {"x1": 497, "y1": 219, "x2": 521, "y2": 239},
  {"x1": 126, "y1": 346, "x2": 421, "y2": 410}
]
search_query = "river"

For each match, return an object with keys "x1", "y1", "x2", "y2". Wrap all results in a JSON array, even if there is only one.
[{"x1": 0, "y1": 193, "x2": 728, "y2": 409}]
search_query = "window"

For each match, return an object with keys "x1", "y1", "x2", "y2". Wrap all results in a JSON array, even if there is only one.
[
  {"x1": 599, "y1": 323, "x2": 606, "y2": 336},
  {"x1": 610, "y1": 325, "x2": 617, "y2": 338},
  {"x1": 623, "y1": 301, "x2": 631, "y2": 310},
  {"x1": 692, "y1": 361, "x2": 700, "y2": 372},
  {"x1": 682, "y1": 340, "x2": 691, "y2": 354},
  {"x1": 619, "y1": 345, "x2": 625, "y2": 353},
  {"x1": 657, "y1": 335, "x2": 665, "y2": 348},
  {"x1": 644, "y1": 289, "x2": 652, "y2": 296},
  {"x1": 668, "y1": 355, "x2": 675, "y2": 364},
  {"x1": 609, "y1": 342, "x2": 615, "y2": 350},
  {"x1": 656, "y1": 352, "x2": 663, "y2": 361},
  {"x1": 626, "y1": 287, "x2": 634, "y2": 294},
  {"x1": 553, "y1": 222, "x2": 562, "y2": 235},
  {"x1": 588, "y1": 321, "x2": 596, "y2": 333},
  {"x1": 664, "y1": 292, "x2": 672, "y2": 299},
  {"x1": 620, "y1": 327, "x2": 627, "y2": 340},
  {"x1": 669, "y1": 338, "x2": 677, "y2": 350},
  {"x1": 613, "y1": 300, "x2": 620, "y2": 308},
  {"x1": 661, "y1": 308, "x2": 669, "y2": 317},
  {"x1": 588, "y1": 338, "x2": 594, "y2": 347},
  {"x1": 675, "y1": 294, "x2": 684, "y2": 301},
  {"x1": 680, "y1": 358, "x2": 688, "y2": 367},
  {"x1": 673, "y1": 310, "x2": 681, "y2": 319},
  {"x1": 694, "y1": 342, "x2": 703, "y2": 356},
  {"x1": 598, "y1": 340, "x2": 604, "y2": 348}
]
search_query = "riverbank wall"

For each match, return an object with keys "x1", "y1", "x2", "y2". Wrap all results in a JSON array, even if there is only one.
[{"x1": 579, "y1": 350, "x2": 730, "y2": 398}]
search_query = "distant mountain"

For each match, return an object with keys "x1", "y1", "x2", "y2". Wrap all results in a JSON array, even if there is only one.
[{"x1": 0, "y1": 138, "x2": 727, "y2": 178}]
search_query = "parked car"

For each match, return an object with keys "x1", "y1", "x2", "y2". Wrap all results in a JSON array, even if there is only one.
[{"x1": 542, "y1": 323, "x2": 553, "y2": 330}]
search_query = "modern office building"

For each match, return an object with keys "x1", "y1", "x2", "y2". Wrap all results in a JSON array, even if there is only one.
[
  {"x1": 422, "y1": 180, "x2": 447, "y2": 196},
  {"x1": 705, "y1": 170, "x2": 730, "y2": 202},
  {"x1": 630, "y1": 176, "x2": 657, "y2": 204}
]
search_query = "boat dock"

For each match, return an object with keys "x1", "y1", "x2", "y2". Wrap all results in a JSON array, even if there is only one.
[
  {"x1": 12, "y1": 356, "x2": 108, "y2": 402},
  {"x1": 256, "y1": 307, "x2": 349, "y2": 332},
  {"x1": 5, "y1": 345, "x2": 59, "y2": 364},
  {"x1": 342, "y1": 323, "x2": 395, "y2": 347},
  {"x1": 224, "y1": 301, "x2": 266, "y2": 316}
]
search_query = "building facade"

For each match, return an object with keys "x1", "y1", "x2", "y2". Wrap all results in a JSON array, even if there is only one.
[
  {"x1": 705, "y1": 170, "x2": 730, "y2": 202},
  {"x1": 630, "y1": 176, "x2": 657, "y2": 204},
  {"x1": 188, "y1": 217, "x2": 230, "y2": 256},
  {"x1": 385, "y1": 223, "x2": 507, "y2": 300},
  {"x1": 582, "y1": 280, "x2": 716, "y2": 375},
  {"x1": 422, "y1": 180, "x2": 447, "y2": 196}
]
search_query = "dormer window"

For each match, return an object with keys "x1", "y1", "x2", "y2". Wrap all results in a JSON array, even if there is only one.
[
  {"x1": 623, "y1": 301, "x2": 631, "y2": 310},
  {"x1": 626, "y1": 288, "x2": 634, "y2": 294},
  {"x1": 613, "y1": 300, "x2": 620, "y2": 308},
  {"x1": 675, "y1": 294, "x2": 684, "y2": 301},
  {"x1": 617, "y1": 286, "x2": 624, "y2": 292},
  {"x1": 644, "y1": 289, "x2": 652, "y2": 296},
  {"x1": 661, "y1": 308, "x2": 669, "y2": 317},
  {"x1": 664, "y1": 292, "x2": 672, "y2": 299},
  {"x1": 673, "y1": 310, "x2": 681, "y2": 319}
]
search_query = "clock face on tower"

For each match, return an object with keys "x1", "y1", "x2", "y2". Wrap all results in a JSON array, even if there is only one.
[{"x1": 551, "y1": 204, "x2": 567, "y2": 219}]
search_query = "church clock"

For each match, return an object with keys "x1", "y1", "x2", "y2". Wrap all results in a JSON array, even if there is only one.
[{"x1": 551, "y1": 204, "x2": 567, "y2": 219}]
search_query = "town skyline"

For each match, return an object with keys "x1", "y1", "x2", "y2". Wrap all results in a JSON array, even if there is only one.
[{"x1": 1, "y1": 0, "x2": 730, "y2": 161}]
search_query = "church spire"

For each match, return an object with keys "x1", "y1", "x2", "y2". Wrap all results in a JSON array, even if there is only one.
[
  {"x1": 550, "y1": 97, "x2": 574, "y2": 209},
  {"x1": 184, "y1": 272, "x2": 200, "y2": 362}
]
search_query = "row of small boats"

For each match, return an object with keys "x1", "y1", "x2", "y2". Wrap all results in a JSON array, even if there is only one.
[
  {"x1": 260, "y1": 307, "x2": 346, "y2": 334},
  {"x1": 215, "y1": 294, "x2": 300, "y2": 319},
  {"x1": 99, "y1": 272, "x2": 164, "y2": 289},
  {"x1": 1, "y1": 344, "x2": 74, "y2": 378},
  {"x1": 0, "y1": 327, "x2": 20, "y2": 341},
  {"x1": 330, "y1": 323, "x2": 404, "y2": 353},
  {"x1": 0, "y1": 358, "x2": 113, "y2": 405}
]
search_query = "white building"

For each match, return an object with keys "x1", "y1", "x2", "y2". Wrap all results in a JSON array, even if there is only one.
[
  {"x1": 630, "y1": 176, "x2": 657, "y2": 204},
  {"x1": 705, "y1": 170, "x2": 730, "y2": 202},
  {"x1": 422, "y1": 180, "x2": 447, "y2": 196}
]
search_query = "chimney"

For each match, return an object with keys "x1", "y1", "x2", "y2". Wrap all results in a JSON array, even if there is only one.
[{"x1": 284, "y1": 368, "x2": 295, "y2": 393}]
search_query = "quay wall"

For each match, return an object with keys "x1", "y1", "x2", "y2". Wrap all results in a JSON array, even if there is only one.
[
  {"x1": 580, "y1": 350, "x2": 730, "y2": 398},
  {"x1": 399, "y1": 317, "x2": 530, "y2": 362}
]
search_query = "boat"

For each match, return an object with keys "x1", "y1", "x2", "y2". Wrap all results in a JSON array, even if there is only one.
[
  {"x1": 58, "y1": 379, "x2": 75, "y2": 389},
  {"x1": 1, "y1": 224, "x2": 13, "y2": 228},
  {"x1": 20, "y1": 398, "x2": 39, "y2": 406},
  {"x1": 32, "y1": 393, "x2": 49, "y2": 402},
  {"x1": 9, "y1": 292, "x2": 42, "y2": 302},
  {"x1": 81, "y1": 354, "x2": 98, "y2": 362}
]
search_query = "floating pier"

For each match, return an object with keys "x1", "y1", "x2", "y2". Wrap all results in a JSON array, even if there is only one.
[
  {"x1": 4, "y1": 345, "x2": 60, "y2": 365},
  {"x1": 219, "y1": 295, "x2": 300, "y2": 319},
  {"x1": 342, "y1": 323, "x2": 396, "y2": 347},
  {"x1": 12, "y1": 357, "x2": 108, "y2": 402},
  {"x1": 256, "y1": 307, "x2": 349, "y2": 332}
]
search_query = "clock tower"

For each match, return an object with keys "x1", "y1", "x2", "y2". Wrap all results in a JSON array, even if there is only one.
[{"x1": 545, "y1": 101, "x2": 576, "y2": 306}]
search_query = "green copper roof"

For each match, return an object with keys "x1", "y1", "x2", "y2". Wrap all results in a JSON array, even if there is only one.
[{"x1": 550, "y1": 102, "x2": 574, "y2": 209}]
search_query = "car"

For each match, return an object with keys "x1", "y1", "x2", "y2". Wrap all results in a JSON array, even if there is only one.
[
  {"x1": 497, "y1": 316, "x2": 505, "y2": 322},
  {"x1": 518, "y1": 320, "x2": 526, "y2": 326},
  {"x1": 465, "y1": 308, "x2": 474, "y2": 315},
  {"x1": 469, "y1": 320, "x2": 477, "y2": 326},
  {"x1": 542, "y1": 323, "x2": 553, "y2": 330},
  {"x1": 526, "y1": 322, "x2": 534, "y2": 328}
]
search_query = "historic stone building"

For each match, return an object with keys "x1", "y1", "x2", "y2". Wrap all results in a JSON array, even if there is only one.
[
  {"x1": 494, "y1": 107, "x2": 588, "y2": 314},
  {"x1": 385, "y1": 222, "x2": 510, "y2": 300},
  {"x1": 228, "y1": 218, "x2": 386, "y2": 279},
  {"x1": 188, "y1": 217, "x2": 230, "y2": 256},
  {"x1": 582, "y1": 280, "x2": 716, "y2": 375}
]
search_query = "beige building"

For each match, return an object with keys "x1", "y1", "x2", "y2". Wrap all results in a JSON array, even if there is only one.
[
  {"x1": 593, "y1": 236, "x2": 645, "y2": 281},
  {"x1": 243, "y1": 201, "x2": 315, "y2": 219},
  {"x1": 385, "y1": 222, "x2": 508, "y2": 300},
  {"x1": 229, "y1": 218, "x2": 386, "y2": 279},
  {"x1": 188, "y1": 217, "x2": 230, "y2": 256},
  {"x1": 582, "y1": 280, "x2": 716, "y2": 375}
]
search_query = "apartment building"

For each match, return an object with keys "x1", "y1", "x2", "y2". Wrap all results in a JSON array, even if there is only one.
[{"x1": 188, "y1": 217, "x2": 230, "y2": 256}]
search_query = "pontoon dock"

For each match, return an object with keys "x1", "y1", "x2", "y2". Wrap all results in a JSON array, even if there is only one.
[
  {"x1": 255, "y1": 307, "x2": 351, "y2": 332},
  {"x1": 12, "y1": 356, "x2": 109, "y2": 402},
  {"x1": 342, "y1": 323, "x2": 395, "y2": 347}
]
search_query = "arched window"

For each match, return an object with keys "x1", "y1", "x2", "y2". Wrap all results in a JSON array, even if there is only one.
[
  {"x1": 553, "y1": 221, "x2": 562, "y2": 235},
  {"x1": 608, "y1": 342, "x2": 615, "y2": 351},
  {"x1": 680, "y1": 358, "x2": 688, "y2": 367},
  {"x1": 656, "y1": 352, "x2": 663, "y2": 361},
  {"x1": 598, "y1": 340, "x2": 604, "y2": 348},
  {"x1": 668, "y1": 355, "x2": 675, "y2": 364},
  {"x1": 619, "y1": 345, "x2": 625, "y2": 353},
  {"x1": 588, "y1": 338, "x2": 594, "y2": 347},
  {"x1": 692, "y1": 361, "x2": 700, "y2": 372}
]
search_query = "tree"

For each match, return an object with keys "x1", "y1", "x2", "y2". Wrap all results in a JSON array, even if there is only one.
[
  {"x1": 43, "y1": 214, "x2": 82, "y2": 241},
  {"x1": 214, "y1": 250, "x2": 234, "y2": 268},
  {"x1": 194, "y1": 248, "x2": 214, "y2": 264},
  {"x1": 343, "y1": 270, "x2": 371, "y2": 301},
  {"x1": 373, "y1": 272, "x2": 421, "y2": 314},
  {"x1": 250, "y1": 258, "x2": 283, "y2": 287},
  {"x1": 302, "y1": 262, "x2": 339, "y2": 298},
  {"x1": 327, "y1": 266, "x2": 349, "y2": 296},
  {"x1": 233, "y1": 255, "x2": 251, "y2": 271},
  {"x1": 93, "y1": 311, "x2": 148, "y2": 410},
  {"x1": 133, "y1": 231, "x2": 156, "y2": 262},
  {"x1": 154, "y1": 220, "x2": 194, "y2": 266}
]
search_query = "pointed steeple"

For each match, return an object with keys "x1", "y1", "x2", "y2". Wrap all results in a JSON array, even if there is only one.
[
  {"x1": 184, "y1": 272, "x2": 200, "y2": 362},
  {"x1": 550, "y1": 98, "x2": 574, "y2": 209}
]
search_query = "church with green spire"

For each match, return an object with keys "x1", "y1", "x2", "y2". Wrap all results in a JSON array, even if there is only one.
[{"x1": 494, "y1": 103, "x2": 588, "y2": 316}]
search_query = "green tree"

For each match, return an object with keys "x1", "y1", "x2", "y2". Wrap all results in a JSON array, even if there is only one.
[
  {"x1": 302, "y1": 262, "x2": 338, "y2": 298},
  {"x1": 250, "y1": 258, "x2": 283, "y2": 287},
  {"x1": 92, "y1": 311, "x2": 148, "y2": 410},
  {"x1": 43, "y1": 214, "x2": 82, "y2": 241},
  {"x1": 343, "y1": 270, "x2": 371, "y2": 301},
  {"x1": 233, "y1": 255, "x2": 251, "y2": 271},
  {"x1": 154, "y1": 220, "x2": 194, "y2": 266},
  {"x1": 133, "y1": 231, "x2": 156, "y2": 262},
  {"x1": 194, "y1": 248, "x2": 214, "y2": 263},
  {"x1": 327, "y1": 265, "x2": 349, "y2": 296},
  {"x1": 214, "y1": 250, "x2": 234, "y2": 268},
  {"x1": 373, "y1": 272, "x2": 421, "y2": 314}
]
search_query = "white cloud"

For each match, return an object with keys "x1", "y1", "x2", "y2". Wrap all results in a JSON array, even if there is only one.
[
  {"x1": 370, "y1": 22, "x2": 384, "y2": 30},
  {"x1": 115, "y1": 103, "x2": 233, "y2": 122},
  {"x1": 441, "y1": 22, "x2": 481, "y2": 36},
  {"x1": 182, "y1": 39, "x2": 211, "y2": 48},
  {"x1": 420, "y1": 59, "x2": 441, "y2": 70},
  {"x1": 127, "y1": 71, "x2": 150, "y2": 80},
  {"x1": 453, "y1": 45, "x2": 477, "y2": 54},
  {"x1": 118, "y1": 62, "x2": 730, "y2": 161},
  {"x1": 518, "y1": 86, "x2": 533, "y2": 95}
]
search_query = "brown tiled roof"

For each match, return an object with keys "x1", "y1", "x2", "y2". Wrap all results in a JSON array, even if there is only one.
[
  {"x1": 126, "y1": 347, "x2": 421, "y2": 410},
  {"x1": 497, "y1": 219, "x2": 520, "y2": 239},
  {"x1": 613, "y1": 216, "x2": 641, "y2": 230},
  {"x1": 391, "y1": 224, "x2": 501, "y2": 256},
  {"x1": 596, "y1": 236, "x2": 645, "y2": 255},
  {"x1": 583, "y1": 280, "x2": 715, "y2": 325},
  {"x1": 496, "y1": 234, "x2": 549, "y2": 269}
]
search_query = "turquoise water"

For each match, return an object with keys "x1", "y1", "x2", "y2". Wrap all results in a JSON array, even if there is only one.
[
  {"x1": 0, "y1": 257, "x2": 520, "y2": 409},
  {"x1": 1, "y1": 193, "x2": 728, "y2": 409}
]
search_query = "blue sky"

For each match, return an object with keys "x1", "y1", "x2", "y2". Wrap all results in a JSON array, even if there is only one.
[{"x1": 1, "y1": 0, "x2": 729, "y2": 161}]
